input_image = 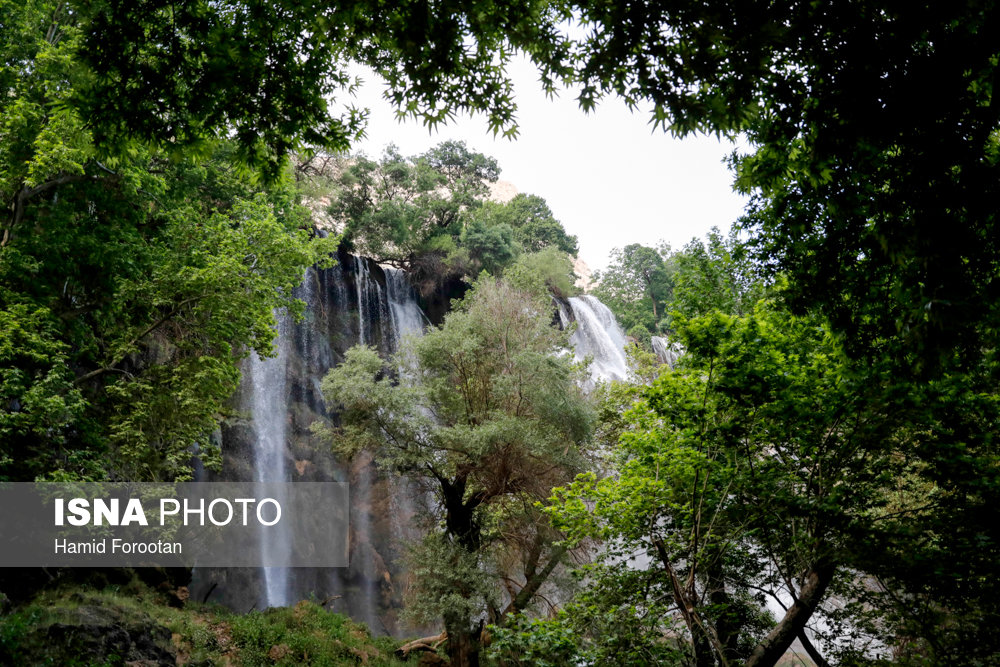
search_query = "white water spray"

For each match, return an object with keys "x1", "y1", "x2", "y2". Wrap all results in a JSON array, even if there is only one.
[{"x1": 561, "y1": 295, "x2": 631, "y2": 384}]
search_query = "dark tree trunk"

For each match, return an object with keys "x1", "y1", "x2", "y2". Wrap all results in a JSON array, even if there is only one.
[
  {"x1": 445, "y1": 620, "x2": 481, "y2": 667},
  {"x1": 439, "y1": 474, "x2": 486, "y2": 667},
  {"x1": 708, "y1": 560, "x2": 740, "y2": 660},
  {"x1": 441, "y1": 475, "x2": 483, "y2": 551},
  {"x1": 745, "y1": 562, "x2": 836, "y2": 667}
]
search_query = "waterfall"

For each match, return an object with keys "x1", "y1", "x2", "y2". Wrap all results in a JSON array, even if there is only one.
[
  {"x1": 205, "y1": 254, "x2": 433, "y2": 633},
  {"x1": 355, "y1": 255, "x2": 390, "y2": 347},
  {"x1": 212, "y1": 261, "x2": 630, "y2": 629},
  {"x1": 382, "y1": 265, "x2": 430, "y2": 568},
  {"x1": 384, "y1": 266, "x2": 430, "y2": 350},
  {"x1": 246, "y1": 311, "x2": 293, "y2": 608},
  {"x1": 560, "y1": 295, "x2": 631, "y2": 384},
  {"x1": 651, "y1": 335, "x2": 683, "y2": 369}
]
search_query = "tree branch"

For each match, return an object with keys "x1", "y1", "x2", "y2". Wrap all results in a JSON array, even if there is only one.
[
  {"x1": 396, "y1": 632, "x2": 447, "y2": 657},
  {"x1": 75, "y1": 294, "x2": 206, "y2": 384},
  {"x1": 797, "y1": 628, "x2": 831, "y2": 667},
  {"x1": 4, "y1": 173, "x2": 90, "y2": 247},
  {"x1": 504, "y1": 544, "x2": 567, "y2": 617}
]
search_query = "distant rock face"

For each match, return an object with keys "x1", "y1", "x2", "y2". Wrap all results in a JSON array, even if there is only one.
[
  {"x1": 573, "y1": 257, "x2": 594, "y2": 292},
  {"x1": 487, "y1": 179, "x2": 519, "y2": 203},
  {"x1": 294, "y1": 153, "x2": 347, "y2": 234},
  {"x1": 303, "y1": 194, "x2": 341, "y2": 233}
]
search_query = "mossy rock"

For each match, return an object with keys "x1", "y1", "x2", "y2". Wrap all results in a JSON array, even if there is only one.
[{"x1": 1, "y1": 602, "x2": 175, "y2": 666}]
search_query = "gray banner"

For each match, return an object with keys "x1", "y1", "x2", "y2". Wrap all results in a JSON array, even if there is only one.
[{"x1": 0, "y1": 482, "x2": 348, "y2": 567}]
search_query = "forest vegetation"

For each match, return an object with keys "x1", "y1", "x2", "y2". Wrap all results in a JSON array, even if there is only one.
[{"x1": 2, "y1": 0, "x2": 999, "y2": 666}]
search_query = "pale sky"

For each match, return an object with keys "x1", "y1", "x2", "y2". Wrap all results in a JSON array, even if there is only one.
[{"x1": 345, "y1": 57, "x2": 749, "y2": 273}]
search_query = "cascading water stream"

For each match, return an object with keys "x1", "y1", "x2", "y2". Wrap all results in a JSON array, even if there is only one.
[
  {"x1": 651, "y1": 335, "x2": 683, "y2": 369},
  {"x1": 247, "y1": 311, "x2": 293, "y2": 609},
  {"x1": 350, "y1": 257, "x2": 382, "y2": 627},
  {"x1": 381, "y1": 265, "x2": 432, "y2": 564},
  {"x1": 355, "y1": 255, "x2": 390, "y2": 346},
  {"x1": 560, "y1": 295, "x2": 631, "y2": 384},
  {"x1": 384, "y1": 267, "x2": 431, "y2": 350}
]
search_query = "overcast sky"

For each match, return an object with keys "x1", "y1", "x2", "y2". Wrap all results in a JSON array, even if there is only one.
[{"x1": 346, "y1": 57, "x2": 749, "y2": 273}]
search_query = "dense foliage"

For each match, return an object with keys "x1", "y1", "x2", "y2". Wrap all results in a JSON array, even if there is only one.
[
  {"x1": 593, "y1": 229, "x2": 763, "y2": 347},
  {"x1": 530, "y1": 244, "x2": 1000, "y2": 664},
  {"x1": 330, "y1": 141, "x2": 578, "y2": 293},
  {"x1": 550, "y1": 302, "x2": 900, "y2": 664},
  {"x1": 0, "y1": 1, "x2": 336, "y2": 481},
  {"x1": 2, "y1": 1, "x2": 999, "y2": 665},
  {"x1": 69, "y1": 0, "x2": 1000, "y2": 372}
]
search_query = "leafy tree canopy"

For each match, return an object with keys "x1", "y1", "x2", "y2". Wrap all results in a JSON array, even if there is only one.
[
  {"x1": 593, "y1": 229, "x2": 765, "y2": 348},
  {"x1": 64, "y1": 0, "x2": 1000, "y2": 371},
  {"x1": 470, "y1": 194, "x2": 579, "y2": 256},
  {"x1": 550, "y1": 295, "x2": 1000, "y2": 664},
  {"x1": 330, "y1": 142, "x2": 579, "y2": 292},
  {"x1": 670, "y1": 228, "x2": 765, "y2": 325},
  {"x1": 68, "y1": 0, "x2": 570, "y2": 176},
  {"x1": 1, "y1": 0, "x2": 336, "y2": 481}
]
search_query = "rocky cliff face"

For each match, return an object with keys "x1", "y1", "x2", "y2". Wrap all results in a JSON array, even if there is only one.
[{"x1": 191, "y1": 249, "x2": 438, "y2": 636}]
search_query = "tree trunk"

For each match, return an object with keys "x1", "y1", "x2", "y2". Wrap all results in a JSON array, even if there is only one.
[
  {"x1": 441, "y1": 474, "x2": 482, "y2": 551},
  {"x1": 440, "y1": 474, "x2": 485, "y2": 666},
  {"x1": 708, "y1": 559, "x2": 739, "y2": 660},
  {"x1": 745, "y1": 562, "x2": 836, "y2": 667},
  {"x1": 446, "y1": 620, "x2": 481, "y2": 667},
  {"x1": 653, "y1": 539, "x2": 715, "y2": 667}
]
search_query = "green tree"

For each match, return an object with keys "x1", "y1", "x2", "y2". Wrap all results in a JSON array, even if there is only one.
[
  {"x1": 471, "y1": 194, "x2": 578, "y2": 256},
  {"x1": 545, "y1": 4, "x2": 1000, "y2": 655},
  {"x1": 0, "y1": 2, "x2": 336, "y2": 480},
  {"x1": 550, "y1": 301, "x2": 922, "y2": 666},
  {"x1": 460, "y1": 217, "x2": 519, "y2": 276},
  {"x1": 331, "y1": 142, "x2": 580, "y2": 291},
  {"x1": 591, "y1": 243, "x2": 673, "y2": 336},
  {"x1": 331, "y1": 142, "x2": 498, "y2": 279},
  {"x1": 317, "y1": 278, "x2": 594, "y2": 666},
  {"x1": 670, "y1": 227, "x2": 764, "y2": 325},
  {"x1": 502, "y1": 246, "x2": 579, "y2": 299}
]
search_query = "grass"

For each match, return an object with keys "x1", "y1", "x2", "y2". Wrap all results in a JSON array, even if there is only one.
[{"x1": 0, "y1": 576, "x2": 413, "y2": 666}]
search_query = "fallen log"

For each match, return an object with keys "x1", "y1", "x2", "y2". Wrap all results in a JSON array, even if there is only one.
[{"x1": 396, "y1": 631, "x2": 448, "y2": 658}]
